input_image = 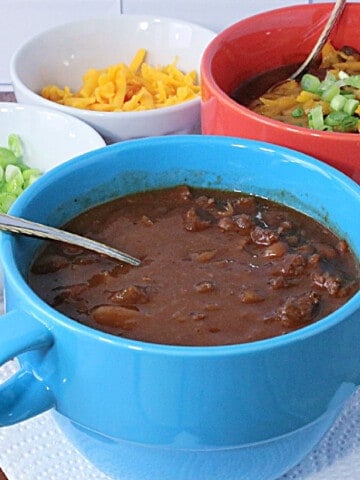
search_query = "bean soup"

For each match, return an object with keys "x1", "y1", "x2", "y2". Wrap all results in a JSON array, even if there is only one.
[{"x1": 28, "y1": 186, "x2": 359, "y2": 346}]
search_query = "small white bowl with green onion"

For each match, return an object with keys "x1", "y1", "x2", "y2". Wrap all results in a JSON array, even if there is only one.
[{"x1": 0, "y1": 102, "x2": 105, "y2": 214}]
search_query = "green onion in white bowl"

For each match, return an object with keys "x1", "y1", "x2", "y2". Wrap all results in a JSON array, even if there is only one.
[{"x1": 0, "y1": 134, "x2": 42, "y2": 213}]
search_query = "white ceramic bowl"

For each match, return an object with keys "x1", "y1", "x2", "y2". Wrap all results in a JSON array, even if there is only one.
[
  {"x1": 0, "y1": 101, "x2": 105, "y2": 293},
  {"x1": 0, "y1": 102, "x2": 105, "y2": 172},
  {"x1": 10, "y1": 15, "x2": 216, "y2": 144}
]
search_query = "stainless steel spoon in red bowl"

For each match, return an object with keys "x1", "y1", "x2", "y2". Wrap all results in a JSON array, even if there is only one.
[{"x1": 289, "y1": 0, "x2": 347, "y2": 81}]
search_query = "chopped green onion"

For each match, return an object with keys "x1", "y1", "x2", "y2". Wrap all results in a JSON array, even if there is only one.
[
  {"x1": 0, "y1": 147, "x2": 17, "y2": 168},
  {"x1": 339, "y1": 115, "x2": 358, "y2": 132},
  {"x1": 22, "y1": 168, "x2": 42, "y2": 188},
  {"x1": 324, "y1": 111, "x2": 358, "y2": 132},
  {"x1": 324, "y1": 111, "x2": 349, "y2": 126},
  {"x1": 0, "y1": 134, "x2": 42, "y2": 213},
  {"x1": 321, "y1": 84, "x2": 340, "y2": 102},
  {"x1": 8, "y1": 133, "x2": 23, "y2": 158},
  {"x1": 5, "y1": 164, "x2": 22, "y2": 183},
  {"x1": 318, "y1": 72, "x2": 337, "y2": 92},
  {"x1": 341, "y1": 93, "x2": 356, "y2": 99},
  {"x1": 291, "y1": 107, "x2": 304, "y2": 118},
  {"x1": 301, "y1": 73, "x2": 321, "y2": 93},
  {"x1": 338, "y1": 70, "x2": 349, "y2": 80},
  {"x1": 343, "y1": 98, "x2": 359, "y2": 116},
  {"x1": 344, "y1": 75, "x2": 360, "y2": 89},
  {"x1": 308, "y1": 105, "x2": 324, "y2": 130},
  {"x1": 282, "y1": 63, "x2": 359, "y2": 134},
  {"x1": 323, "y1": 71, "x2": 337, "y2": 83},
  {"x1": 330, "y1": 94, "x2": 346, "y2": 112}
]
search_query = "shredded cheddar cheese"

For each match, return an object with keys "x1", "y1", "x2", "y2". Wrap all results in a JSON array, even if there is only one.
[{"x1": 41, "y1": 49, "x2": 200, "y2": 112}]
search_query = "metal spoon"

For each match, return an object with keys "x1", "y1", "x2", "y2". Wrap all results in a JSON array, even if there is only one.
[
  {"x1": 289, "y1": 0, "x2": 346, "y2": 81},
  {"x1": 0, "y1": 213, "x2": 141, "y2": 267}
]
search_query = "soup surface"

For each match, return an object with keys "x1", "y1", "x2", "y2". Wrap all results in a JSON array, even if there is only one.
[
  {"x1": 231, "y1": 42, "x2": 360, "y2": 133},
  {"x1": 28, "y1": 186, "x2": 359, "y2": 346}
]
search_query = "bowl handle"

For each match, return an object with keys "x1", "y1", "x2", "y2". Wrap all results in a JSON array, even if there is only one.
[{"x1": 0, "y1": 310, "x2": 55, "y2": 426}]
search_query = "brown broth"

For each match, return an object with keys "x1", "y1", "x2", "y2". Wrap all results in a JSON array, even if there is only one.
[
  {"x1": 28, "y1": 186, "x2": 359, "y2": 346},
  {"x1": 231, "y1": 63, "x2": 301, "y2": 107}
]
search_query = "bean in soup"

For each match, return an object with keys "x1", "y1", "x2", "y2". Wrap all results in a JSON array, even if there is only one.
[{"x1": 28, "y1": 186, "x2": 359, "y2": 346}]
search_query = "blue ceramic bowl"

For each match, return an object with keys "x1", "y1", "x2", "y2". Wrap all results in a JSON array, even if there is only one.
[{"x1": 0, "y1": 135, "x2": 359, "y2": 480}]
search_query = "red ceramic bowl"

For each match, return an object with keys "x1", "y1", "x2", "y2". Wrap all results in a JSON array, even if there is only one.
[{"x1": 201, "y1": 3, "x2": 360, "y2": 182}]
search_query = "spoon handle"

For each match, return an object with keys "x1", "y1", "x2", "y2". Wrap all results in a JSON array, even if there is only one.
[
  {"x1": 0, "y1": 213, "x2": 141, "y2": 266},
  {"x1": 290, "y1": 0, "x2": 347, "y2": 80}
]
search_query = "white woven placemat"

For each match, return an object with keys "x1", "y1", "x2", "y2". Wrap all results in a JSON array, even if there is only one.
[{"x1": 1, "y1": 288, "x2": 359, "y2": 480}]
